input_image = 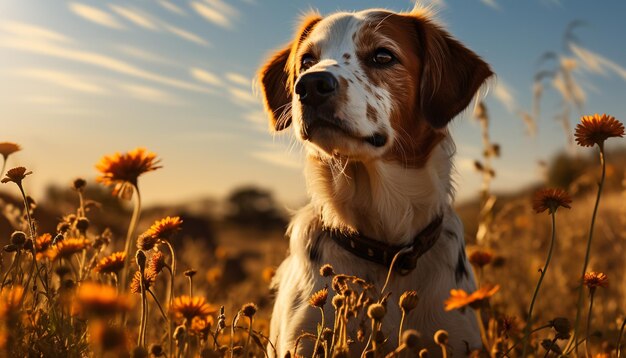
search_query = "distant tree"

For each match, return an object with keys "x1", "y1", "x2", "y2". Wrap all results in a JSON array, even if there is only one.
[
  {"x1": 547, "y1": 152, "x2": 586, "y2": 189},
  {"x1": 225, "y1": 186, "x2": 286, "y2": 230}
]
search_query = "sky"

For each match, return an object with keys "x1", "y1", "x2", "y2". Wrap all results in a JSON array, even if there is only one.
[{"x1": 0, "y1": 0, "x2": 625, "y2": 207}]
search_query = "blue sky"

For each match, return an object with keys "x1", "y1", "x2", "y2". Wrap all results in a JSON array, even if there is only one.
[{"x1": 0, "y1": 0, "x2": 625, "y2": 206}]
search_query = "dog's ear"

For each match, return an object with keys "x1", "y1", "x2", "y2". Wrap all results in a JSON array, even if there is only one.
[
  {"x1": 409, "y1": 14, "x2": 493, "y2": 129},
  {"x1": 258, "y1": 13, "x2": 322, "y2": 131}
]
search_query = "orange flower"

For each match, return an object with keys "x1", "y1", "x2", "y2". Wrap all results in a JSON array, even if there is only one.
[
  {"x1": 94, "y1": 252, "x2": 126, "y2": 274},
  {"x1": 170, "y1": 295, "x2": 217, "y2": 322},
  {"x1": 74, "y1": 282, "x2": 132, "y2": 317},
  {"x1": 137, "y1": 216, "x2": 183, "y2": 250},
  {"x1": 574, "y1": 114, "x2": 624, "y2": 148},
  {"x1": 469, "y1": 249, "x2": 494, "y2": 268},
  {"x1": 51, "y1": 238, "x2": 90, "y2": 260},
  {"x1": 583, "y1": 272, "x2": 608, "y2": 290},
  {"x1": 95, "y1": 148, "x2": 161, "y2": 199},
  {"x1": 309, "y1": 288, "x2": 328, "y2": 308},
  {"x1": 532, "y1": 188, "x2": 572, "y2": 214},
  {"x1": 444, "y1": 285, "x2": 500, "y2": 311},
  {"x1": 129, "y1": 269, "x2": 157, "y2": 294},
  {"x1": 1, "y1": 166, "x2": 32, "y2": 185},
  {"x1": 0, "y1": 142, "x2": 21, "y2": 160},
  {"x1": 35, "y1": 233, "x2": 53, "y2": 252}
]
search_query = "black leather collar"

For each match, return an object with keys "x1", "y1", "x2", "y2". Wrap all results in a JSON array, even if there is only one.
[{"x1": 323, "y1": 215, "x2": 444, "y2": 275}]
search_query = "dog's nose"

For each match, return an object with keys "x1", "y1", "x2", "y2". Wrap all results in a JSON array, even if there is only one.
[{"x1": 295, "y1": 72, "x2": 338, "y2": 106}]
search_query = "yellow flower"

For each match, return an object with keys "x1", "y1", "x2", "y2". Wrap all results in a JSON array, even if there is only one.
[
  {"x1": 94, "y1": 252, "x2": 126, "y2": 274},
  {"x1": 444, "y1": 285, "x2": 500, "y2": 311},
  {"x1": 0, "y1": 142, "x2": 21, "y2": 160},
  {"x1": 574, "y1": 114, "x2": 624, "y2": 148},
  {"x1": 95, "y1": 148, "x2": 161, "y2": 199},
  {"x1": 170, "y1": 295, "x2": 217, "y2": 322},
  {"x1": 35, "y1": 233, "x2": 53, "y2": 252},
  {"x1": 1, "y1": 166, "x2": 32, "y2": 185},
  {"x1": 532, "y1": 188, "x2": 572, "y2": 214},
  {"x1": 309, "y1": 288, "x2": 328, "y2": 308},
  {"x1": 74, "y1": 282, "x2": 132, "y2": 317},
  {"x1": 583, "y1": 272, "x2": 608, "y2": 290},
  {"x1": 137, "y1": 216, "x2": 183, "y2": 250},
  {"x1": 51, "y1": 238, "x2": 90, "y2": 260}
]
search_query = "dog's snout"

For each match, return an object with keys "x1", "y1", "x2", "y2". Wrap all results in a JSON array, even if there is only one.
[{"x1": 295, "y1": 72, "x2": 338, "y2": 106}]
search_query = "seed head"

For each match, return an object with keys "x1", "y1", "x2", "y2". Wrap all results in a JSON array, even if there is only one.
[
  {"x1": 399, "y1": 290, "x2": 419, "y2": 312},
  {"x1": 332, "y1": 295, "x2": 345, "y2": 309},
  {"x1": 73, "y1": 178, "x2": 87, "y2": 192},
  {"x1": 367, "y1": 303, "x2": 386, "y2": 321},
  {"x1": 10, "y1": 231, "x2": 26, "y2": 246},
  {"x1": 320, "y1": 264, "x2": 335, "y2": 277},
  {"x1": 434, "y1": 330, "x2": 448, "y2": 345},
  {"x1": 402, "y1": 329, "x2": 421, "y2": 349},
  {"x1": 76, "y1": 217, "x2": 90, "y2": 233},
  {"x1": 241, "y1": 302, "x2": 257, "y2": 318}
]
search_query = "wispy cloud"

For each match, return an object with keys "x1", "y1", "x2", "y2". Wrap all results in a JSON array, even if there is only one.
[
  {"x1": 69, "y1": 3, "x2": 125, "y2": 29},
  {"x1": 0, "y1": 36, "x2": 213, "y2": 94},
  {"x1": 226, "y1": 72, "x2": 250, "y2": 87},
  {"x1": 0, "y1": 21, "x2": 71, "y2": 43},
  {"x1": 250, "y1": 150, "x2": 301, "y2": 169},
  {"x1": 228, "y1": 87, "x2": 258, "y2": 105},
  {"x1": 190, "y1": 67, "x2": 223, "y2": 86},
  {"x1": 163, "y1": 24, "x2": 210, "y2": 47},
  {"x1": 191, "y1": 0, "x2": 239, "y2": 28},
  {"x1": 15, "y1": 68, "x2": 108, "y2": 94},
  {"x1": 115, "y1": 45, "x2": 177, "y2": 66},
  {"x1": 117, "y1": 83, "x2": 181, "y2": 104},
  {"x1": 157, "y1": 0, "x2": 187, "y2": 16},
  {"x1": 480, "y1": 0, "x2": 500, "y2": 10},
  {"x1": 21, "y1": 95, "x2": 67, "y2": 105},
  {"x1": 109, "y1": 5, "x2": 158, "y2": 31}
]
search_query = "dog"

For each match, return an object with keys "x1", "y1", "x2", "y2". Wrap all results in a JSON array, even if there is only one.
[{"x1": 258, "y1": 6, "x2": 493, "y2": 357}]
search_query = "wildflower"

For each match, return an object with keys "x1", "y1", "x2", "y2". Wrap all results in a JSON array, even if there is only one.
[
  {"x1": 332, "y1": 295, "x2": 345, "y2": 309},
  {"x1": 320, "y1": 264, "x2": 335, "y2": 277},
  {"x1": 190, "y1": 316, "x2": 213, "y2": 336},
  {"x1": 583, "y1": 272, "x2": 608, "y2": 290},
  {"x1": 1, "y1": 166, "x2": 32, "y2": 185},
  {"x1": 170, "y1": 295, "x2": 217, "y2": 322},
  {"x1": 241, "y1": 302, "x2": 258, "y2": 318},
  {"x1": 367, "y1": 303, "x2": 386, "y2": 321},
  {"x1": 574, "y1": 114, "x2": 624, "y2": 148},
  {"x1": 76, "y1": 217, "x2": 90, "y2": 233},
  {"x1": 184, "y1": 269, "x2": 197, "y2": 278},
  {"x1": 137, "y1": 231, "x2": 159, "y2": 251},
  {"x1": 146, "y1": 216, "x2": 183, "y2": 241},
  {"x1": 51, "y1": 238, "x2": 90, "y2": 260},
  {"x1": 130, "y1": 270, "x2": 157, "y2": 294},
  {"x1": 94, "y1": 252, "x2": 126, "y2": 274},
  {"x1": 444, "y1": 285, "x2": 500, "y2": 311},
  {"x1": 74, "y1": 282, "x2": 132, "y2": 317},
  {"x1": 95, "y1": 147, "x2": 161, "y2": 199},
  {"x1": 469, "y1": 249, "x2": 494, "y2": 268},
  {"x1": 35, "y1": 233, "x2": 52, "y2": 252},
  {"x1": 309, "y1": 288, "x2": 328, "y2": 308},
  {"x1": 399, "y1": 290, "x2": 419, "y2": 312},
  {"x1": 0, "y1": 142, "x2": 21, "y2": 160},
  {"x1": 0, "y1": 286, "x2": 24, "y2": 316},
  {"x1": 532, "y1": 188, "x2": 572, "y2": 214},
  {"x1": 148, "y1": 251, "x2": 166, "y2": 274}
]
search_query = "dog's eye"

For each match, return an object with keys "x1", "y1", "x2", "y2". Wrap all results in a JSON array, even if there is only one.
[
  {"x1": 300, "y1": 54, "x2": 317, "y2": 72},
  {"x1": 372, "y1": 48, "x2": 396, "y2": 66}
]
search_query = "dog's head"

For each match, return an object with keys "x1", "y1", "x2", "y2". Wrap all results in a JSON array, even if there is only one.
[{"x1": 258, "y1": 8, "x2": 493, "y2": 165}]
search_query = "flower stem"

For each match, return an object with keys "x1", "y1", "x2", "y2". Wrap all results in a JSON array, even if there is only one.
[
  {"x1": 585, "y1": 290, "x2": 595, "y2": 357},
  {"x1": 522, "y1": 212, "x2": 557, "y2": 357},
  {"x1": 571, "y1": 147, "x2": 606, "y2": 355},
  {"x1": 147, "y1": 288, "x2": 169, "y2": 323},
  {"x1": 243, "y1": 316, "x2": 254, "y2": 358},
  {"x1": 616, "y1": 317, "x2": 626, "y2": 358},
  {"x1": 165, "y1": 241, "x2": 177, "y2": 358},
  {"x1": 120, "y1": 184, "x2": 142, "y2": 292},
  {"x1": 398, "y1": 311, "x2": 406, "y2": 347},
  {"x1": 312, "y1": 307, "x2": 325, "y2": 358},
  {"x1": 475, "y1": 309, "x2": 490, "y2": 351}
]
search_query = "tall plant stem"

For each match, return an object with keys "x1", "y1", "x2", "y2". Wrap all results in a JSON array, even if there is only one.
[
  {"x1": 571, "y1": 147, "x2": 606, "y2": 355},
  {"x1": 165, "y1": 242, "x2": 177, "y2": 358},
  {"x1": 120, "y1": 185, "x2": 142, "y2": 292},
  {"x1": 585, "y1": 290, "x2": 596, "y2": 358},
  {"x1": 243, "y1": 316, "x2": 255, "y2": 358},
  {"x1": 398, "y1": 311, "x2": 406, "y2": 347},
  {"x1": 616, "y1": 317, "x2": 626, "y2": 358},
  {"x1": 311, "y1": 307, "x2": 325, "y2": 358},
  {"x1": 522, "y1": 212, "x2": 557, "y2": 357},
  {"x1": 0, "y1": 158, "x2": 6, "y2": 179}
]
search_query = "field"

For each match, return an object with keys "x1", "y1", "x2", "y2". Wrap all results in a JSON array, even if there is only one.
[{"x1": 0, "y1": 114, "x2": 625, "y2": 357}]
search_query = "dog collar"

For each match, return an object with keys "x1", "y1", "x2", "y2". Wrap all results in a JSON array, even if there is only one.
[{"x1": 323, "y1": 215, "x2": 444, "y2": 275}]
